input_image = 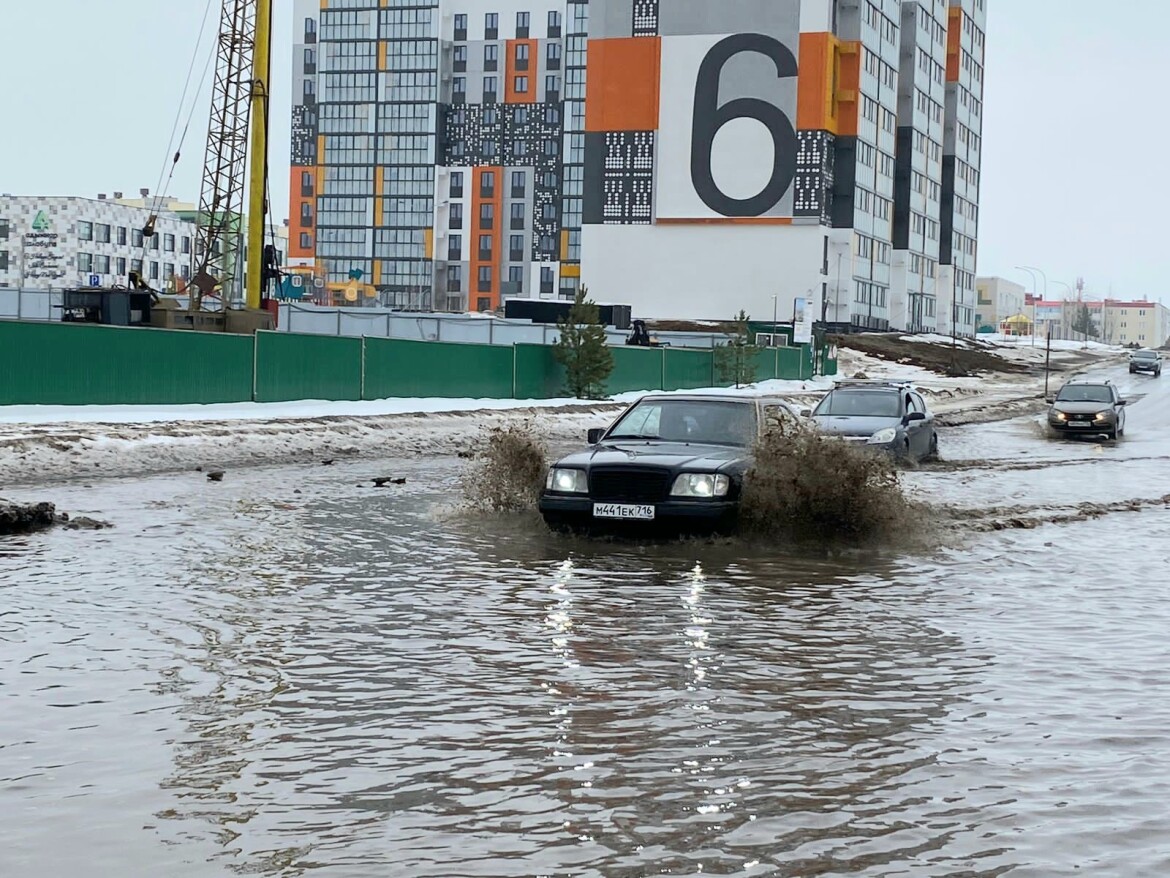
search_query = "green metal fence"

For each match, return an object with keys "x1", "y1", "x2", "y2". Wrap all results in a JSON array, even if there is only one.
[
  {"x1": 0, "y1": 321, "x2": 254, "y2": 406},
  {"x1": 0, "y1": 321, "x2": 837, "y2": 407}
]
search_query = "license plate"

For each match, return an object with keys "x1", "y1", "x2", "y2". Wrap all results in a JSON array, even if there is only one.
[{"x1": 593, "y1": 503, "x2": 655, "y2": 521}]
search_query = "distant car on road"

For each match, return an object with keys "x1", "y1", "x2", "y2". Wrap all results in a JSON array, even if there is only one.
[
  {"x1": 538, "y1": 393, "x2": 797, "y2": 534},
  {"x1": 1129, "y1": 349, "x2": 1162, "y2": 377},
  {"x1": 806, "y1": 380, "x2": 939, "y2": 463},
  {"x1": 1046, "y1": 380, "x2": 1127, "y2": 440}
]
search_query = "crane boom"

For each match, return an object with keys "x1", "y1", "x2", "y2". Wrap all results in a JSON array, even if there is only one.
[{"x1": 191, "y1": 0, "x2": 267, "y2": 311}]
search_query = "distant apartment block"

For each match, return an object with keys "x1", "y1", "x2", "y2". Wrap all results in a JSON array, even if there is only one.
[{"x1": 289, "y1": 0, "x2": 986, "y2": 331}]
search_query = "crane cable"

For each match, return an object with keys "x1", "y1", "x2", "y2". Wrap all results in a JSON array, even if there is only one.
[{"x1": 139, "y1": 0, "x2": 218, "y2": 268}]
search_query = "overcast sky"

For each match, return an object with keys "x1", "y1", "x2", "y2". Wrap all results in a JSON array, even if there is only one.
[{"x1": 1, "y1": 1, "x2": 1166, "y2": 300}]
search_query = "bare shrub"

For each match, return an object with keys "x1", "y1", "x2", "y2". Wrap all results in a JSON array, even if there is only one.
[
  {"x1": 741, "y1": 421, "x2": 916, "y2": 542},
  {"x1": 462, "y1": 423, "x2": 549, "y2": 513}
]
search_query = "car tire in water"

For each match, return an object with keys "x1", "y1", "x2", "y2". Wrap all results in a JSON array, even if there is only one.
[{"x1": 924, "y1": 433, "x2": 940, "y2": 462}]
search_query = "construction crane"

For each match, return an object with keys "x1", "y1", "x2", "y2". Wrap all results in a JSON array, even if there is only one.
[{"x1": 189, "y1": 0, "x2": 274, "y2": 313}]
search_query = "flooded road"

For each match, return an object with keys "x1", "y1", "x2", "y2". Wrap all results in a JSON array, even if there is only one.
[{"x1": 3, "y1": 365, "x2": 1170, "y2": 876}]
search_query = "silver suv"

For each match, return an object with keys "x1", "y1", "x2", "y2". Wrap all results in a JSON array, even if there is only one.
[{"x1": 1129, "y1": 349, "x2": 1162, "y2": 377}]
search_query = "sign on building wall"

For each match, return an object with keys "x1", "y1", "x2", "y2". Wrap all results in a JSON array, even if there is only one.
[{"x1": 584, "y1": 0, "x2": 855, "y2": 227}]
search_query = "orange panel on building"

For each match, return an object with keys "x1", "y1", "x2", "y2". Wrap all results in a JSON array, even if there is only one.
[
  {"x1": 946, "y1": 7, "x2": 963, "y2": 82},
  {"x1": 505, "y1": 39, "x2": 539, "y2": 104},
  {"x1": 585, "y1": 37, "x2": 662, "y2": 132},
  {"x1": 288, "y1": 166, "x2": 314, "y2": 259},
  {"x1": 469, "y1": 167, "x2": 503, "y2": 311},
  {"x1": 797, "y1": 33, "x2": 861, "y2": 137},
  {"x1": 835, "y1": 42, "x2": 861, "y2": 138}
]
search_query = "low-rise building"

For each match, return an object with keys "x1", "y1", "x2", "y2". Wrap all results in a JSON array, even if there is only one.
[
  {"x1": 0, "y1": 194, "x2": 196, "y2": 292},
  {"x1": 975, "y1": 276, "x2": 1026, "y2": 329},
  {"x1": 1029, "y1": 297, "x2": 1170, "y2": 347}
]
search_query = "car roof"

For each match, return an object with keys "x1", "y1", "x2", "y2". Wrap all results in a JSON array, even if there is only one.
[
  {"x1": 831, "y1": 380, "x2": 916, "y2": 392},
  {"x1": 636, "y1": 393, "x2": 760, "y2": 404}
]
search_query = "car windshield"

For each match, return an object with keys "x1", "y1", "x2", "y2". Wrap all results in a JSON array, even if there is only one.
[
  {"x1": 1056, "y1": 385, "x2": 1113, "y2": 403},
  {"x1": 813, "y1": 390, "x2": 902, "y2": 418},
  {"x1": 606, "y1": 399, "x2": 758, "y2": 446},
  {"x1": 1134, "y1": 351, "x2": 1157, "y2": 359}
]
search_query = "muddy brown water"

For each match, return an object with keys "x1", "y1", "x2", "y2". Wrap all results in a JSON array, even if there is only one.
[{"x1": 3, "y1": 365, "x2": 1170, "y2": 876}]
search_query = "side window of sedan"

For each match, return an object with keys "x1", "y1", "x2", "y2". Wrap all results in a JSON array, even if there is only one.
[
  {"x1": 905, "y1": 394, "x2": 919, "y2": 415},
  {"x1": 911, "y1": 392, "x2": 928, "y2": 414}
]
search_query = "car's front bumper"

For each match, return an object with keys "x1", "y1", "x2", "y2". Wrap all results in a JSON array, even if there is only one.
[
  {"x1": 1131, "y1": 362, "x2": 1159, "y2": 372},
  {"x1": 538, "y1": 494, "x2": 738, "y2": 530},
  {"x1": 1049, "y1": 417, "x2": 1115, "y2": 433}
]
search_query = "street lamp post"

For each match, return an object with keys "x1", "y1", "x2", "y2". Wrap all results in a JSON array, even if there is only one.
[{"x1": 1016, "y1": 266, "x2": 1048, "y2": 346}]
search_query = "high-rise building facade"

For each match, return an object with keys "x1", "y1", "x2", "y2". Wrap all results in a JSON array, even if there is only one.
[{"x1": 289, "y1": 0, "x2": 985, "y2": 328}]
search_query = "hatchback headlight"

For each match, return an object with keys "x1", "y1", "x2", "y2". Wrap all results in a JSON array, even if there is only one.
[
  {"x1": 546, "y1": 468, "x2": 588, "y2": 493},
  {"x1": 867, "y1": 427, "x2": 898, "y2": 445},
  {"x1": 1095, "y1": 411, "x2": 1111, "y2": 421},
  {"x1": 670, "y1": 473, "x2": 730, "y2": 498}
]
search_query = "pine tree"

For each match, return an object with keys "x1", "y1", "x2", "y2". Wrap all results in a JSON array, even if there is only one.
[
  {"x1": 1071, "y1": 304, "x2": 1097, "y2": 339},
  {"x1": 554, "y1": 286, "x2": 614, "y2": 399},
  {"x1": 714, "y1": 310, "x2": 760, "y2": 388}
]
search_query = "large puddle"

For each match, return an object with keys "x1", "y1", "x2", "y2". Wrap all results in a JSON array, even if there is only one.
[{"x1": 3, "y1": 363, "x2": 1170, "y2": 875}]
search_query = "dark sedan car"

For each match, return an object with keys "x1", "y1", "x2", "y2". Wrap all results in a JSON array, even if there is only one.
[
  {"x1": 1047, "y1": 381, "x2": 1127, "y2": 439},
  {"x1": 539, "y1": 394, "x2": 795, "y2": 533}
]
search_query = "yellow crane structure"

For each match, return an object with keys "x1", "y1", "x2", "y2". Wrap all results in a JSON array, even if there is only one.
[{"x1": 189, "y1": 0, "x2": 274, "y2": 315}]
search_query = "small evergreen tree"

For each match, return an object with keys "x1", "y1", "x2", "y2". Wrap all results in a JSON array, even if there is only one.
[
  {"x1": 714, "y1": 310, "x2": 761, "y2": 388},
  {"x1": 1071, "y1": 304, "x2": 1097, "y2": 339},
  {"x1": 554, "y1": 286, "x2": 614, "y2": 399}
]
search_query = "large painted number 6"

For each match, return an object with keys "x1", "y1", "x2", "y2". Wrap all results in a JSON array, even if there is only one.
[{"x1": 690, "y1": 34, "x2": 799, "y2": 217}]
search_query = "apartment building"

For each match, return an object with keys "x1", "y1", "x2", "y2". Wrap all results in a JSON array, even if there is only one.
[
  {"x1": 0, "y1": 195, "x2": 195, "y2": 293},
  {"x1": 975, "y1": 275, "x2": 1026, "y2": 328},
  {"x1": 289, "y1": 0, "x2": 987, "y2": 326}
]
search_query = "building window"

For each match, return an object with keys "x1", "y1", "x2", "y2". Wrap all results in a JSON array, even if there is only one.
[
  {"x1": 483, "y1": 139, "x2": 498, "y2": 158},
  {"x1": 181, "y1": 236, "x2": 191, "y2": 254},
  {"x1": 448, "y1": 233, "x2": 462, "y2": 260},
  {"x1": 300, "y1": 232, "x2": 312, "y2": 249},
  {"x1": 96, "y1": 224, "x2": 111, "y2": 244},
  {"x1": 149, "y1": 261, "x2": 159, "y2": 280},
  {"x1": 516, "y1": 11, "x2": 530, "y2": 37},
  {"x1": 546, "y1": 41, "x2": 561, "y2": 69},
  {"x1": 509, "y1": 234, "x2": 524, "y2": 261},
  {"x1": 116, "y1": 257, "x2": 127, "y2": 276},
  {"x1": 133, "y1": 229, "x2": 144, "y2": 248},
  {"x1": 304, "y1": 17, "x2": 316, "y2": 43},
  {"x1": 450, "y1": 203, "x2": 463, "y2": 229},
  {"x1": 480, "y1": 203, "x2": 495, "y2": 229},
  {"x1": 0, "y1": 250, "x2": 7, "y2": 271},
  {"x1": 453, "y1": 76, "x2": 466, "y2": 102},
  {"x1": 95, "y1": 254, "x2": 111, "y2": 274},
  {"x1": 514, "y1": 75, "x2": 528, "y2": 94},
  {"x1": 478, "y1": 234, "x2": 493, "y2": 259},
  {"x1": 301, "y1": 203, "x2": 314, "y2": 228},
  {"x1": 515, "y1": 43, "x2": 529, "y2": 71},
  {"x1": 511, "y1": 171, "x2": 526, "y2": 197},
  {"x1": 163, "y1": 262, "x2": 174, "y2": 279},
  {"x1": 447, "y1": 264, "x2": 462, "y2": 292},
  {"x1": 150, "y1": 233, "x2": 160, "y2": 251},
  {"x1": 545, "y1": 75, "x2": 560, "y2": 98},
  {"x1": 508, "y1": 265, "x2": 524, "y2": 291},
  {"x1": 483, "y1": 75, "x2": 497, "y2": 100},
  {"x1": 477, "y1": 296, "x2": 491, "y2": 312},
  {"x1": 544, "y1": 137, "x2": 558, "y2": 156},
  {"x1": 181, "y1": 264, "x2": 190, "y2": 280},
  {"x1": 541, "y1": 266, "x2": 554, "y2": 294},
  {"x1": 117, "y1": 226, "x2": 127, "y2": 245},
  {"x1": 450, "y1": 171, "x2": 463, "y2": 198},
  {"x1": 480, "y1": 170, "x2": 495, "y2": 197},
  {"x1": 484, "y1": 43, "x2": 498, "y2": 70},
  {"x1": 454, "y1": 13, "x2": 467, "y2": 40},
  {"x1": 510, "y1": 202, "x2": 525, "y2": 229},
  {"x1": 548, "y1": 9, "x2": 562, "y2": 37},
  {"x1": 478, "y1": 265, "x2": 492, "y2": 292},
  {"x1": 0, "y1": 219, "x2": 8, "y2": 240},
  {"x1": 78, "y1": 252, "x2": 93, "y2": 272},
  {"x1": 164, "y1": 233, "x2": 175, "y2": 252},
  {"x1": 453, "y1": 44, "x2": 467, "y2": 71},
  {"x1": 131, "y1": 258, "x2": 143, "y2": 276},
  {"x1": 485, "y1": 12, "x2": 498, "y2": 39},
  {"x1": 78, "y1": 221, "x2": 93, "y2": 241}
]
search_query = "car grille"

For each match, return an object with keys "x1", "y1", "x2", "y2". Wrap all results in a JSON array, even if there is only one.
[{"x1": 590, "y1": 467, "x2": 672, "y2": 503}]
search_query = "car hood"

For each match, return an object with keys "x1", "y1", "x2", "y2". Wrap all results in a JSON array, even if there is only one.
[
  {"x1": 811, "y1": 415, "x2": 901, "y2": 438},
  {"x1": 1051, "y1": 401, "x2": 1112, "y2": 414},
  {"x1": 555, "y1": 441, "x2": 747, "y2": 471}
]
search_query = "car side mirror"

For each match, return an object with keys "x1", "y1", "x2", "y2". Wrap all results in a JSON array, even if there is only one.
[
  {"x1": 800, "y1": 408, "x2": 812, "y2": 418},
  {"x1": 906, "y1": 412, "x2": 926, "y2": 422},
  {"x1": 587, "y1": 428, "x2": 606, "y2": 444},
  {"x1": 1118, "y1": 399, "x2": 1128, "y2": 406}
]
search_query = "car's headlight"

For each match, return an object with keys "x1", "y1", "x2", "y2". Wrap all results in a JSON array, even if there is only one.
[
  {"x1": 1052, "y1": 411, "x2": 1068, "y2": 421},
  {"x1": 546, "y1": 468, "x2": 588, "y2": 493},
  {"x1": 670, "y1": 473, "x2": 730, "y2": 498},
  {"x1": 867, "y1": 427, "x2": 898, "y2": 445},
  {"x1": 1095, "y1": 411, "x2": 1111, "y2": 420}
]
